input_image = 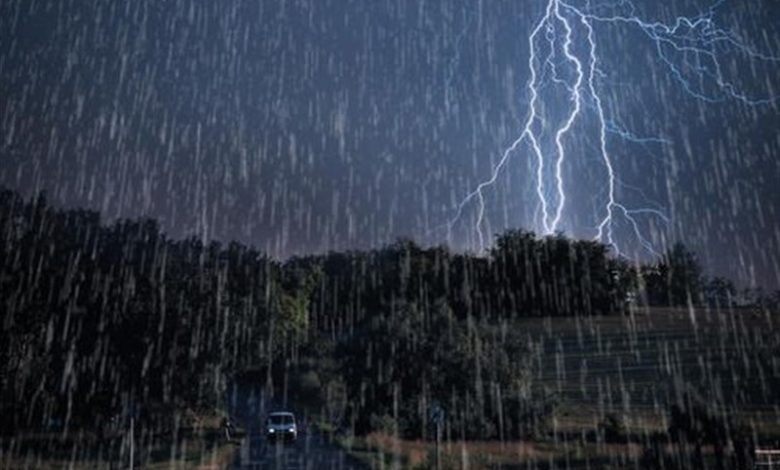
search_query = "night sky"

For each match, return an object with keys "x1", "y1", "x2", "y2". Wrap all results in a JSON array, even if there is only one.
[{"x1": 1, "y1": 0, "x2": 779, "y2": 288}]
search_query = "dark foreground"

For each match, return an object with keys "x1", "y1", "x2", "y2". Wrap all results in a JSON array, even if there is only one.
[
  {"x1": 231, "y1": 431, "x2": 365, "y2": 470},
  {"x1": 227, "y1": 380, "x2": 365, "y2": 470}
]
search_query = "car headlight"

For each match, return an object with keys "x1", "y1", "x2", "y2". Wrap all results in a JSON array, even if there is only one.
[
  {"x1": 289, "y1": 428, "x2": 295, "y2": 432},
  {"x1": 268, "y1": 429, "x2": 275, "y2": 433}
]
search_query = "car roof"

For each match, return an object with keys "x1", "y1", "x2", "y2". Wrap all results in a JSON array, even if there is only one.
[{"x1": 268, "y1": 411, "x2": 294, "y2": 416}]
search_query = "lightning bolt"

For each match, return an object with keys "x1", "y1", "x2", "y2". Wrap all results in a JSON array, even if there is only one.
[{"x1": 448, "y1": 0, "x2": 779, "y2": 254}]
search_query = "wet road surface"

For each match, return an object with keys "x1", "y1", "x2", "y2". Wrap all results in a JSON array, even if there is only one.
[
  {"x1": 227, "y1": 381, "x2": 365, "y2": 469},
  {"x1": 231, "y1": 430, "x2": 365, "y2": 469}
]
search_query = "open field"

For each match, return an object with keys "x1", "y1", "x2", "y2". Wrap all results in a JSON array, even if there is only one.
[
  {"x1": 340, "y1": 307, "x2": 780, "y2": 469},
  {"x1": 526, "y1": 306, "x2": 780, "y2": 432},
  {"x1": 341, "y1": 431, "x2": 762, "y2": 470},
  {"x1": 343, "y1": 432, "x2": 658, "y2": 470}
]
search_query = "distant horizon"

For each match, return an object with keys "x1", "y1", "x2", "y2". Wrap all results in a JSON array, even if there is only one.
[{"x1": 5, "y1": 184, "x2": 776, "y2": 294}]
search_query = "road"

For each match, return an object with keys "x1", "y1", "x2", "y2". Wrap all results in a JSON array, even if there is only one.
[
  {"x1": 231, "y1": 430, "x2": 366, "y2": 470},
  {"x1": 227, "y1": 381, "x2": 366, "y2": 470}
]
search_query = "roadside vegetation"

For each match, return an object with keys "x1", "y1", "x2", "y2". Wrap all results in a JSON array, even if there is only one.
[{"x1": 1, "y1": 187, "x2": 778, "y2": 468}]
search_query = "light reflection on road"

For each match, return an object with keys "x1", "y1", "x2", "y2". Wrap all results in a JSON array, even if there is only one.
[{"x1": 228, "y1": 383, "x2": 364, "y2": 469}]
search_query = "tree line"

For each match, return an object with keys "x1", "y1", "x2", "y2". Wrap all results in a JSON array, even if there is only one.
[{"x1": 0, "y1": 188, "x2": 776, "y2": 438}]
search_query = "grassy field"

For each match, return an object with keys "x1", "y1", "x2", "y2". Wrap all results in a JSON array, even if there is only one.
[
  {"x1": 342, "y1": 432, "x2": 653, "y2": 469},
  {"x1": 339, "y1": 306, "x2": 780, "y2": 469},
  {"x1": 527, "y1": 306, "x2": 779, "y2": 431}
]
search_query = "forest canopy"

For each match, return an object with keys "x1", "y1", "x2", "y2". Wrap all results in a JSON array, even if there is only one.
[{"x1": 0, "y1": 188, "x2": 774, "y2": 437}]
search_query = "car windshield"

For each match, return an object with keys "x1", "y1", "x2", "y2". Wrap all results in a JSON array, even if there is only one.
[{"x1": 268, "y1": 414, "x2": 294, "y2": 425}]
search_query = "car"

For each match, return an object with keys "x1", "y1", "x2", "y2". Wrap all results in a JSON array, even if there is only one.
[{"x1": 266, "y1": 411, "x2": 297, "y2": 442}]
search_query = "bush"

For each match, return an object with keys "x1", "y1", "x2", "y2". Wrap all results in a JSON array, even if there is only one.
[{"x1": 599, "y1": 413, "x2": 626, "y2": 443}]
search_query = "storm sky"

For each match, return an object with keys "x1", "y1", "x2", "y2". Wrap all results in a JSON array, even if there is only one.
[{"x1": 1, "y1": 0, "x2": 779, "y2": 287}]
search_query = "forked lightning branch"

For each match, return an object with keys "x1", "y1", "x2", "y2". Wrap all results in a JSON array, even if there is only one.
[{"x1": 450, "y1": 0, "x2": 779, "y2": 255}]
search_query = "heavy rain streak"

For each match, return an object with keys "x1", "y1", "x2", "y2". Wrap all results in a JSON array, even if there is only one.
[{"x1": 1, "y1": 0, "x2": 779, "y2": 469}]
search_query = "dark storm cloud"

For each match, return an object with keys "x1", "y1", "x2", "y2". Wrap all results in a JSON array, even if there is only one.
[{"x1": 1, "y1": 0, "x2": 778, "y2": 287}]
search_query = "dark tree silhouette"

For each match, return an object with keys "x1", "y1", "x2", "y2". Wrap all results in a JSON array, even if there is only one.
[{"x1": 0, "y1": 187, "x2": 746, "y2": 441}]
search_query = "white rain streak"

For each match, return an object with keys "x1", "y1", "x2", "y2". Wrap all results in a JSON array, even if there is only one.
[{"x1": 0, "y1": 1, "x2": 779, "y2": 469}]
